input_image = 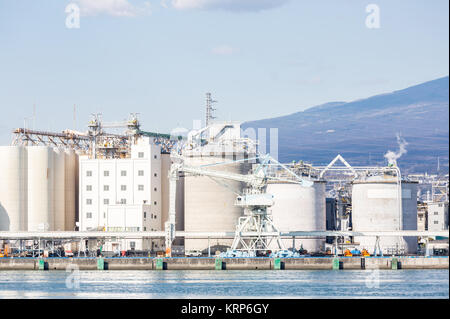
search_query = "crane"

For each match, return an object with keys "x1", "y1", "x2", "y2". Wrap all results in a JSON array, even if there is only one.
[{"x1": 164, "y1": 153, "x2": 314, "y2": 256}]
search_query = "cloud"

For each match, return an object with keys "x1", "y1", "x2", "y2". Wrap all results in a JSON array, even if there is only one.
[
  {"x1": 298, "y1": 76, "x2": 322, "y2": 85},
  {"x1": 75, "y1": 0, "x2": 151, "y2": 17},
  {"x1": 171, "y1": 0, "x2": 290, "y2": 12},
  {"x1": 211, "y1": 45, "x2": 239, "y2": 55},
  {"x1": 161, "y1": 0, "x2": 169, "y2": 8}
]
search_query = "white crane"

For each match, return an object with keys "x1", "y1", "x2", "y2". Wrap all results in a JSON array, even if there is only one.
[{"x1": 165, "y1": 153, "x2": 314, "y2": 256}]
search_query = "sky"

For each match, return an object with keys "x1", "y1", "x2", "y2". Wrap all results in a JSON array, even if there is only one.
[{"x1": 0, "y1": 0, "x2": 448, "y2": 144}]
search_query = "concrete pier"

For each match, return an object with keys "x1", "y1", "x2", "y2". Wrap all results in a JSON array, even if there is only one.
[{"x1": 0, "y1": 256, "x2": 447, "y2": 270}]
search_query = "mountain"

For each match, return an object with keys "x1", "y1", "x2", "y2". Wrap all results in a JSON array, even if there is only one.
[{"x1": 242, "y1": 76, "x2": 449, "y2": 174}]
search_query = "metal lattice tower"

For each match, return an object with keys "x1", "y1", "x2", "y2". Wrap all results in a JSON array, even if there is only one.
[{"x1": 205, "y1": 92, "x2": 217, "y2": 126}]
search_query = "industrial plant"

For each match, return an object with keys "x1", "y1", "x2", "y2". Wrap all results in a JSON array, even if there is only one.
[{"x1": 0, "y1": 93, "x2": 448, "y2": 261}]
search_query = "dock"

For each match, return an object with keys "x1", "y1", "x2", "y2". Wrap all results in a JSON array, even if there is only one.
[{"x1": 0, "y1": 256, "x2": 448, "y2": 270}]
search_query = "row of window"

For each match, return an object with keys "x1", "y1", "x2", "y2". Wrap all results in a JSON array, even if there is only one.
[
  {"x1": 85, "y1": 212, "x2": 159, "y2": 225},
  {"x1": 86, "y1": 170, "x2": 158, "y2": 177},
  {"x1": 137, "y1": 152, "x2": 158, "y2": 160},
  {"x1": 86, "y1": 185, "x2": 158, "y2": 192},
  {"x1": 107, "y1": 227, "x2": 141, "y2": 232},
  {"x1": 143, "y1": 212, "x2": 158, "y2": 219},
  {"x1": 85, "y1": 199, "x2": 157, "y2": 205}
]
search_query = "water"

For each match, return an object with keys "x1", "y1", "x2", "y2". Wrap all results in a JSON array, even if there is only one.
[{"x1": 0, "y1": 269, "x2": 448, "y2": 298}]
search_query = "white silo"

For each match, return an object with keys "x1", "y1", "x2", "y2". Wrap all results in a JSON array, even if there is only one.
[
  {"x1": 183, "y1": 151, "x2": 253, "y2": 252},
  {"x1": 267, "y1": 181, "x2": 327, "y2": 253},
  {"x1": 64, "y1": 149, "x2": 78, "y2": 231},
  {"x1": 0, "y1": 146, "x2": 28, "y2": 231},
  {"x1": 53, "y1": 148, "x2": 65, "y2": 231},
  {"x1": 27, "y1": 146, "x2": 54, "y2": 231},
  {"x1": 351, "y1": 176, "x2": 418, "y2": 255}
]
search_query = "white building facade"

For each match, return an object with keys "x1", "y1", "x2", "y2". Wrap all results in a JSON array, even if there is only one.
[
  {"x1": 79, "y1": 137, "x2": 163, "y2": 251},
  {"x1": 104, "y1": 204, "x2": 162, "y2": 251},
  {"x1": 427, "y1": 202, "x2": 449, "y2": 231}
]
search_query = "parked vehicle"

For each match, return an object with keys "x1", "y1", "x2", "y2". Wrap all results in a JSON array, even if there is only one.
[{"x1": 185, "y1": 250, "x2": 203, "y2": 257}]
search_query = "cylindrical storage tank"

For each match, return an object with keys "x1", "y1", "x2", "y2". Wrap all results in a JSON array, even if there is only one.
[
  {"x1": 64, "y1": 149, "x2": 78, "y2": 231},
  {"x1": 351, "y1": 177, "x2": 418, "y2": 255},
  {"x1": 267, "y1": 181, "x2": 326, "y2": 253},
  {"x1": 183, "y1": 151, "x2": 253, "y2": 252},
  {"x1": 53, "y1": 148, "x2": 65, "y2": 231},
  {"x1": 27, "y1": 146, "x2": 54, "y2": 231},
  {"x1": 0, "y1": 146, "x2": 27, "y2": 231}
]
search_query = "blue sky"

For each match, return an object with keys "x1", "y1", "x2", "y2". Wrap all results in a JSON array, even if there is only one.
[{"x1": 0, "y1": 0, "x2": 448, "y2": 144}]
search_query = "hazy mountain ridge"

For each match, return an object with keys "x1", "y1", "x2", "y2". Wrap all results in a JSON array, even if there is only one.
[{"x1": 243, "y1": 76, "x2": 449, "y2": 174}]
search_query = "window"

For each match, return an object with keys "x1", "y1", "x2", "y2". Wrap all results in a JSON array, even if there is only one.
[
  {"x1": 154, "y1": 187, "x2": 157, "y2": 192},
  {"x1": 104, "y1": 199, "x2": 109, "y2": 205},
  {"x1": 121, "y1": 185, "x2": 127, "y2": 191},
  {"x1": 86, "y1": 199, "x2": 92, "y2": 205},
  {"x1": 104, "y1": 170, "x2": 109, "y2": 177},
  {"x1": 121, "y1": 170, "x2": 127, "y2": 177},
  {"x1": 154, "y1": 201, "x2": 157, "y2": 205},
  {"x1": 154, "y1": 155, "x2": 157, "y2": 159},
  {"x1": 120, "y1": 198, "x2": 127, "y2": 204},
  {"x1": 151, "y1": 213, "x2": 153, "y2": 219},
  {"x1": 434, "y1": 212, "x2": 439, "y2": 215},
  {"x1": 154, "y1": 173, "x2": 157, "y2": 177},
  {"x1": 138, "y1": 170, "x2": 144, "y2": 176},
  {"x1": 154, "y1": 215, "x2": 157, "y2": 219},
  {"x1": 434, "y1": 221, "x2": 439, "y2": 224},
  {"x1": 138, "y1": 185, "x2": 144, "y2": 191},
  {"x1": 144, "y1": 212, "x2": 147, "y2": 218},
  {"x1": 86, "y1": 185, "x2": 92, "y2": 191},
  {"x1": 104, "y1": 185, "x2": 109, "y2": 191},
  {"x1": 86, "y1": 212, "x2": 92, "y2": 219},
  {"x1": 138, "y1": 152, "x2": 144, "y2": 158},
  {"x1": 86, "y1": 171, "x2": 92, "y2": 177},
  {"x1": 144, "y1": 227, "x2": 146, "y2": 231}
]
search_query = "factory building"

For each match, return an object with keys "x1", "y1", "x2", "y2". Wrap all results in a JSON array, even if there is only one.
[
  {"x1": 427, "y1": 202, "x2": 449, "y2": 231},
  {"x1": 105, "y1": 204, "x2": 160, "y2": 251},
  {"x1": 79, "y1": 136, "x2": 163, "y2": 251},
  {"x1": 417, "y1": 202, "x2": 428, "y2": 231},
  {"x1": 1, "y1": 106, "x2": 447, "y2": 258}
]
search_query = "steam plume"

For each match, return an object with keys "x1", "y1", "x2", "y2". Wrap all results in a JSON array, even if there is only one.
[{"x1": 384, "y1": 133, "x2": 408, "y2": 167}]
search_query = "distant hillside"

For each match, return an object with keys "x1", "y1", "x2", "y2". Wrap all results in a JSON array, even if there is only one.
[{"x1": 243, "y1": 76, "x2": 449, "y2": 174}]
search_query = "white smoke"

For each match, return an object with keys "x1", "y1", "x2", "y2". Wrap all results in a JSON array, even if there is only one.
[{"x1": 384, "y1": 133, "x2": 408, "y2": 166}]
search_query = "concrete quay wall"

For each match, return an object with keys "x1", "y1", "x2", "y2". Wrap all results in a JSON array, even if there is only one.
[{"x1": 0, "y1": 256, "x2": 447, "y2": 270}]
